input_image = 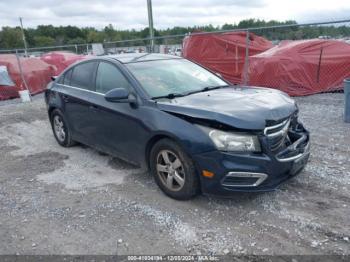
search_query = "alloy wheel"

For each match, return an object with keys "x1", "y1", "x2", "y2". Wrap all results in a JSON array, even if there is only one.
[
  {"x1": 156, "y1": 150, "x2": 185, "y2": 192},
  {"x1": 53, "y1": 115, "x2": 66, "y2": 142}
]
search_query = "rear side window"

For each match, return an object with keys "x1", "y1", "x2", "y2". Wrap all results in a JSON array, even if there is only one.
[
  {"x1": 70, "y1": 62, "x2": 98, "y2": 91},
  {"x1": 63, "y1": 69, "x2": 73, "y2": 86},
  {"x1": 96, "y1": 62, "x2": 132, "y2": 94}
]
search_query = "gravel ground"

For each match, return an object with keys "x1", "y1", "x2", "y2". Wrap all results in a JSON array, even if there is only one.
[{"x1": 0, "y1": 93, "x2": 349, "y2": 255}]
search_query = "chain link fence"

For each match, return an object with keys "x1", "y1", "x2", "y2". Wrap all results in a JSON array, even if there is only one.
[
  {"x1": 1, "y1": 19, "x2": 350, "y2": 103},
  {"x1": 0, "y1": 43, "x2": 91, "y2": 55}
]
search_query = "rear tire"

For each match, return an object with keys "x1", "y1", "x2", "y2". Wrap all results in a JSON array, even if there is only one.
[
  {"x1": 150, "y1": 138, "x2": 199, "y2": 200},
  {"x1": 50, "y1": 109, "x2": 76, "y2": 147}
]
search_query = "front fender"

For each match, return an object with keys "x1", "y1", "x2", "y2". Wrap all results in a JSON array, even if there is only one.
[{"x1": 143, "y1": 106, "x2": 216, "y2": 157}]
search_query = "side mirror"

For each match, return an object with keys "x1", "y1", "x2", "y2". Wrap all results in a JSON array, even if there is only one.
[
  {"x1": 105, "y1": 88, "x2": 130, "y2": 102},
  {"x1": 104, "y1": 88, "x2": 137, "y2": 106}
]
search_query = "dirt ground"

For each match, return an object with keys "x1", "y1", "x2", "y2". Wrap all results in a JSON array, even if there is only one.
[{"x1": 0, "y1": 93, "x2": 349, "y2": 255}]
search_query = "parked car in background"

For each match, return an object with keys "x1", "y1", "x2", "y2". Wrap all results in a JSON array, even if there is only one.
[
  {"x1": 45, "y1": 53, "x2": 310, "y2": 200},
  {"x1": 174, "y1": 48, "x2": 182, "y2": 56},
  {"x1": 170, "y1": 48, "x2": 182, "y2": 56}
]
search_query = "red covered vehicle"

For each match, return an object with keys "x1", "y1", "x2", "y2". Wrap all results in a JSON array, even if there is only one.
[
  {"x1": 40, "y1": 51, "x2": 89, "y2": 75},
  {"x1": 248, "y1": 39, "x2": 350, "y2": 96},
  {"x1": 0, "y1": 54, "x2": 55, "y2": 100},
  {"x1": 183, "y1": 32, "x2": 273, "y2": 84}
]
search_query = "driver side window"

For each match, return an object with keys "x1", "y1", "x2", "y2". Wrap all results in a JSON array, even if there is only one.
[{"x1": 96, "y1": 62, "x2": 132, "y2": 94}]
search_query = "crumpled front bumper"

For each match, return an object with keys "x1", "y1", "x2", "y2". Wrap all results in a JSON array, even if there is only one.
[{"x1": 192, "y1": 125, "x2": 310, "y2": 196}]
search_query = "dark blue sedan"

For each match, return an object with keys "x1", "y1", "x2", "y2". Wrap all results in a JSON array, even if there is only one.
[{"x1": 45, "y1": 53, "x2": 310, "y2": 200}]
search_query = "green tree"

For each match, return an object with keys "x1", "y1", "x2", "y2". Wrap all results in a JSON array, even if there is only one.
[
  {"x1": 1, "y1": 19, "x2": 350, "y2": 50},
  {"x1": 33, "y1": 36, "x2": 55, "y2": 47},
  {"x1": 87, "y1": 30, "x2": 105, "y2": 43},
  {"x1": 0, "y1": 27, "x2": 23, "y2": 48},
  {"x1": 67, "y1": 37, "x2": 86, "y2": 45}
]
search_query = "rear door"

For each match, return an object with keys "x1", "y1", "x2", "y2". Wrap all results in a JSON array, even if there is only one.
[{"x1": 58, "y1": 61, "x2": 99, "y2": 145}]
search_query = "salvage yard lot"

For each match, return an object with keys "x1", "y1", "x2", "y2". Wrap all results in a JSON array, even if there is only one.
[{"x1": 0, "y1": 93, "x2": 349, "y2": 255}]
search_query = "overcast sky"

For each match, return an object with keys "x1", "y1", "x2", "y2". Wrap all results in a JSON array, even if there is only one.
[{"x1": 0, "y1": 0, "x2": 349, "y2": 30}]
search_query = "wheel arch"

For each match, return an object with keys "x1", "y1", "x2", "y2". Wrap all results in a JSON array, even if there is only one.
[
  {"x1": 48, "y1": 106, "x2": 57, "y2": 118},
  {"x1": 145, "y1": 132, "x2": 202, "y2": 198},
  {"x1": 144, "y1": 133, "x2": 189, "y2": 170},
  {"x1": 145, "y1": 134, "x2": 171, "y2": 169},
  {"x1": 144, "y1": 132, "x2": 202, "y2": 189}
]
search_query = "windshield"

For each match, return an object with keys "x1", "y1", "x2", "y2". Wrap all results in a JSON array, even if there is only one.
[{"x1": 126, "y1": 59, "x2": 228, "y2": 98}]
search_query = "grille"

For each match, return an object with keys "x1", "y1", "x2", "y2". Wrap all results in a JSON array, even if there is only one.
[{"x1": 264, "y1": 118, "x2": 290, "y2": 151}]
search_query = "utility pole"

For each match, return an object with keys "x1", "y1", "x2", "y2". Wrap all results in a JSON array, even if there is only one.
[
  {"x1": 147, "y1": 0, "x2": 154, "y2": 53},
  {"x1": 243, "y1": 30, "x2": 250, "y2": 85},
  {"x1": 19, "y1": 17, "x2": 28, "y2": 57}
]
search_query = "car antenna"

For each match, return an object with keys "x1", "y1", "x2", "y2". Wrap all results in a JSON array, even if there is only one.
[{"x1": 130, "y1": 53, "x2": 150, "y2": 62}]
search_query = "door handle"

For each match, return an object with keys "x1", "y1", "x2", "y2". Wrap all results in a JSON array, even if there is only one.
[
  {"x1": 62, "y1": 94, "x2": 69, "y2": 102},
  {"x1": 89, "y1": 105, "x2": 98, "y2": 111}
]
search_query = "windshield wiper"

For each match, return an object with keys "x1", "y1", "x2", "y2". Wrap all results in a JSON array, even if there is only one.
[
  {"x1": 151, "y1": 93, "x2": 185, "y2": 100},
  {"x1": 186, "y1": 85, "x2": 230, "y2": 96},
  {"x1": 151, "y1": 85, "x2": 230, "y2": 100}
]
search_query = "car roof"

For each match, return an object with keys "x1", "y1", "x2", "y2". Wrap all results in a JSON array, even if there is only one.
[{"x1": 104, "y1": 53, "x2": 182, "y2": 64}]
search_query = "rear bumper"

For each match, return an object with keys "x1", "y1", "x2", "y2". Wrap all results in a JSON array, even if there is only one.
[{"x1": 193, "y1": 131, "x2": 310, "y2": 196}]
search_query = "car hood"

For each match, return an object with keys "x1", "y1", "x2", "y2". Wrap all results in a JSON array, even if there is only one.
[{"x1": 156, "y1": 86, "x2": 297, "y2": 130}]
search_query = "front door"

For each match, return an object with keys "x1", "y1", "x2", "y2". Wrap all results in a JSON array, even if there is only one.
[{"x1": 88, "y1": 61, "x2": 148, "y2": 163}]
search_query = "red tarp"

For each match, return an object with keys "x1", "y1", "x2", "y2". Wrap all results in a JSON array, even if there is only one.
[
  {"x1": 248, "y1": 39, "x2": 350, "y2": 96},
  {"x1": 40, "y1": 51, "x2": 88, "y2": 75},
  {"x1": 0, "y1": 54, "x2": 55, "y2": 100},
  {"x1": 183, "y1": 32, "x2": 273, "y2": 84}
]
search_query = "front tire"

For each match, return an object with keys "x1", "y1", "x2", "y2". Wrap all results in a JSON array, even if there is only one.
[
  {"x1": 150, "y1": 138, "x2": 199, "y2": 200},
  {"x1": 50, "y1": 109, "x2": 75, "y2": 147}
]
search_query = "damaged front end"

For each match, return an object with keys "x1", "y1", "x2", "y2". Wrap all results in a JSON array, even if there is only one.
[
  {"x1": 162, "y1": 108, "x2": 310, "y2": 195},
  {"x1": 261, "y1": 112, "x2": 310, "y2": 166}
]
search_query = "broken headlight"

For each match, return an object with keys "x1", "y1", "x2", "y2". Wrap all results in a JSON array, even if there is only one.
[{"x1": 197, "y1": 125, "x2": 261, "y2": 152}]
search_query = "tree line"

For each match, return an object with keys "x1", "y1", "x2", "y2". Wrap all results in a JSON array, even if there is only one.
[{"x1": 1, "y1": 19, "x2": 350, "y2": 49}]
